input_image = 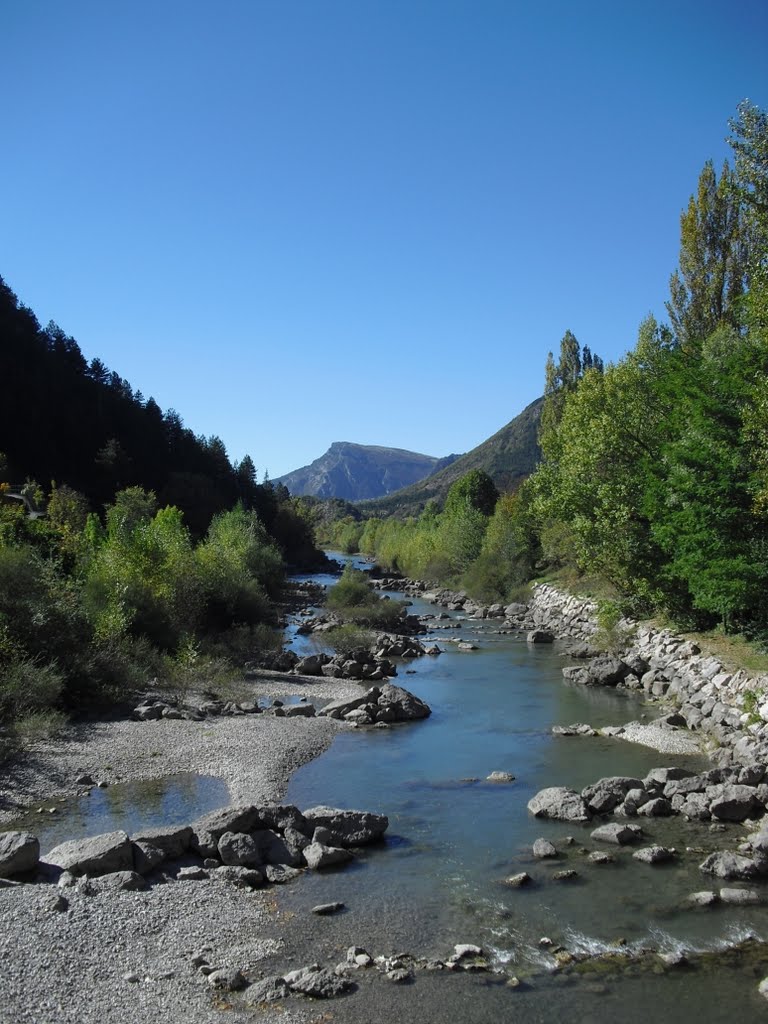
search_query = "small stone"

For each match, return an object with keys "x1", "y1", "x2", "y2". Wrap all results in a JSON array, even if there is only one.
[
  {"x1": 207, "y1": 968, "x2": 247, "y2": 991},
  {"x1": 532, "y1": 838, "x2": 558, "y2": 859},
  {"x1": 312, "y1": 901, "x2": 345, "y2": 915},
  {"x1": 633, "y1": 846, "x2": 675, "y2": 864},
  {"x1": 552, "y1": 869, "x2": 578, "y2": 881},
  {"x1": 720, "y1": 887, "x2": 760, "y2": 905},
  {"x1": 486, "y1": 771, "x2": 515, "y2": 783},
  {"x1": 588, "y1": 851, "x2": 614, "y2": 865},
  {"x1": 123, "y1": 973, "x2": 140, "y2": 983},
  {"x1": 687, "y1": 891, "x2": 719, "y2": 907},
  {"x1": 45, "y1": 894, "x2": 69, "y2": 912},
  {"x1": 503, "y1": 872, "x2": 532, "y2": 887}
]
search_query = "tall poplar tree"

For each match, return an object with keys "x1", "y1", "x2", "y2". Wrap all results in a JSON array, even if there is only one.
[{"x1": 666, "y1": 160, "x2": 750, "y2": 347}]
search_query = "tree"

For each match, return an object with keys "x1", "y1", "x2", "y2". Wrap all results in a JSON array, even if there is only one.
[
  {"x1": 540, "y1": 331, "x2": 603, "y2": 443},
  {"x1": 443, "y1": 469, "x2": 499, "y2": 518},
  {"x1": 666, "y1": 160, "x2": 750, "y2": 347},
  {"x1": 727, "y1": 100, "x2": 768, "y2": 334}
]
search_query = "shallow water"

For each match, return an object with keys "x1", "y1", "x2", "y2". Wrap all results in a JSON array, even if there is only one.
[
  {"x1": 10, "y1": 773, "x2": 228, "y2": 855},
  {"x1": 275, "y1": 560, "x2": 768, "y2": 1020}
]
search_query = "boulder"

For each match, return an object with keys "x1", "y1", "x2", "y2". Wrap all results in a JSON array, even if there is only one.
[
  {"x1": 633, "y1": 846, "x2": 675, "y2": 864},
  {"x1": 707, "y1": 784, "x2": 763, "y2": 822},
  {"x1": 590, "y1": 823, "x2": 643, "y2": 845},
  {"x1": 527, "y1": 787, "x2": 591, "y2": 822},
  {"x1": 377, "y1": 683, "x2": 431, "y2": 720},
  {"x1": 687, "y1": 891, "x2": 719, "y2": 907},
  {"x1": 302, "y1": 806, "x2": 388, "y2": 846},
  {"x1": 699, "y1": 851, "x2": 759, "y2": 880},
  {"x1": 581, "y1": 777, "x2": 644, "y2": 815},
  {"x1": 584, "y1": 656, "x2": 630, "y2": 686},
  {"x1": 207, "y1": 969, "x2": 247, "y2": 991},
  {"x1": 131, "y1": 825, "x2": 192, "y2": 859},
  {"x1": 81, "y1": 870, "x2": 146, "y2": 894},
  {"x1": 0, "y1": 832, "x2": 40, "y2": 878},
  {"x1": 295, "y1": 655, "x2": 324, "y2": 676},
  {"x1": 213, "y1": 865, "x2": 264, "y2": 888},
  {"x1": 527, "y1": 630, "x2": 555, "y2": 644},
  {"x1": 719, "y1": 887, "x2": 760, "y2": 904},
  {"x1": 218, "y1": 831, "x2": 262, "y2": 867},
  {"x1": 46, "y1": 830, "x2": 133, "y2": 877},
  {"x1": 302, "y1": 842, "x2": 353, "y2": 869},
  {"x1": 244, "y1": 977, "x2": 291, "y2": 1004},
  {"x1": 532, "y1": 838, "x2": 558, "y2": 859},
  {"x1": 283, "y1": 965, "x2": 352, "y2": 998},
  {"x1": 636, "y1": 797, "x2": 674, "y2": 817},
  {"x1": 192, "y1": 805, "x2": 261, "y2": 840},
  {"x1": 131, "y1": 841, "x2": 166, "y2": 875}
]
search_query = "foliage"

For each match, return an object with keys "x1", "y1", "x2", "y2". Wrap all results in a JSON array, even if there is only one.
[
  {"x1": 666, "y1": 159, "x2": 750, "y2": 347},
  {"x1": 325, "y1": 565, "x2": 405, "y2": 627},
  {"x1": 324, "y1": 624, "x2": 377, "y2": 657}
]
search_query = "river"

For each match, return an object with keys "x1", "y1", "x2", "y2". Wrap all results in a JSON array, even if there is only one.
[{"x1": 266, "y1": 555, "x2": 768, "y2": 1022}]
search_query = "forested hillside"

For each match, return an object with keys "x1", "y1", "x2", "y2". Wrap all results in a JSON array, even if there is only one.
[
  {"x1": 0, "y1": 281, "x2": 322, "y2": 745},
  {"x1": 336, "y1": 102, "x2": 768, "y2": 638}
]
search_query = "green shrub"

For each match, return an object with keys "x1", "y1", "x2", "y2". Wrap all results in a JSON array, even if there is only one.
[
  {"x1": 325, "y1": 624, "x2": 376, "y2": 656},
  {"x1": 326, "y1": 566, "x2": 406, "y2": 627}
]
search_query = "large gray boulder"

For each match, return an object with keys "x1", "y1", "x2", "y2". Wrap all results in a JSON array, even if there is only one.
[
  {"x1": 0, "y1": 831, "x2": 40, "y2": 878},
  {"x1": 131, "y1": 825, "x2": 192, "y2": 859},
  {"x1": 218, "y1": 831, "x2": 262, "y2": 867},
  {"x1": 192, "y1": 805, "x2": 261, "y2": 840},
  {"x1": 527, "y1": 787, "x2": 591, "y2": 822},
  {"x1": 699, "y1": 851, "x2": 760, "y2": 880},
  {"x1": 585, "y1": 656, "x2": 630, "y2": 686},
  {"x1": 590, "y1": 823, "x2": 643, "y2": 845},
  {"x1": 302, "y1": 806, "x2": 389, "y2": 846},
  {"x1": 302, "y1": 842, "x2": 353, "y2": 870},
  {"x1": 582, "y1": 777, "x2": 644, "y2": 815},
  {"x1": 707, "y1": 784, "x2": 763, "y2": 822},
  {"x1": 377, "y1": 683, "x2": 431, "y2": 720},
  {"x1": 46, "y1": 830, "x2": 133, "y2": 876}
]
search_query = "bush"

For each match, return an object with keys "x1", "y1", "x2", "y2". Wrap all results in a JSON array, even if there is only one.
[
  {"x1": 324, "y1": 624, "x2": 376, "y2": 657},
  {"x1": 326, "y1": 566, "x2": 406, "y2": 627}
]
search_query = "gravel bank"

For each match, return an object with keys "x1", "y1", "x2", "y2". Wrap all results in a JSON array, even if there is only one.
[
  {"x1": 0, "y1": 674, "x2": 365, "y2": 1024},
  {"x1": 616, "y1": 720, "x2": 703, "y2": 755},
  {"x1": 0, "y1": 677, "x2": 362, "y2": 825}
]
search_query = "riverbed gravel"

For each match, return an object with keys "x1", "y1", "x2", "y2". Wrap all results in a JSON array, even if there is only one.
[{"x1": 0, "y1": 675, "x2": 363, "y2": 1024}]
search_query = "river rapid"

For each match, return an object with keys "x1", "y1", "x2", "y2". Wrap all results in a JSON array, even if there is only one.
[{"x1": 267, "y1": 556, "x2": 768, "y2": 1022}]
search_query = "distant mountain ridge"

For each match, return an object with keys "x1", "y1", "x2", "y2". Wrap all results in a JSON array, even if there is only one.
[
  {"x1": 358, "y1": 396, "x2": 543, "y2": 517},
  {"x1": 275, "y1": 442, "x2": 460, "y2": 501}
]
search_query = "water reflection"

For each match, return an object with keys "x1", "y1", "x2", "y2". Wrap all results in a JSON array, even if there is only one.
[{"x1": 6, "y1": 773, "x2": 228, "y2": 854}]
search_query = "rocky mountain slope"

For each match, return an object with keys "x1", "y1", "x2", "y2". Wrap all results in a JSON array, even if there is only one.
[
  {"x1": 275, "y1": 442, "x2": 459, "y2": 501},
  {"x1": 358, "y1": 396, "x2": 543, "y2": 516}
]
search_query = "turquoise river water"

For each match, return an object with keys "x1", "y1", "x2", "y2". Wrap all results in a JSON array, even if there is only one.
[{"x1": 267, "y1": 556, "x2": 768, "y2": 1022}]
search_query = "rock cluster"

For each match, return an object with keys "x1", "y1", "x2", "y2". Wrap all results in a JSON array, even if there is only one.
[
  {"x1": 0, "y1": 803, "x2": 388, "y2": 883},
  {"x1": 526, "y1": 583, "x2": 768, "y2": 768},
  {"x1": 318, "y1": 683, "x2": 431, "y2": 726},
  {"x1": 133, "y1": 695, "x2": 264, "y2": 722}
]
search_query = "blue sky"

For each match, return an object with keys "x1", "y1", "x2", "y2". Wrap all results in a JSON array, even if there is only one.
[{"x1": 2, "y1": 1, "x2": 767, "y2": 479}]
